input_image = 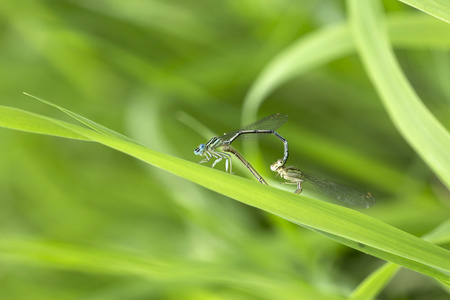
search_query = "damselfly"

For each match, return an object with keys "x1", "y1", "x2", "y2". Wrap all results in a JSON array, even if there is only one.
[
  {"x1": 194, "y1": 113, "x2": 289, "y2": 173},
  {"x1": 270, "y1": 159, "x2": 376, "y2": 208}
]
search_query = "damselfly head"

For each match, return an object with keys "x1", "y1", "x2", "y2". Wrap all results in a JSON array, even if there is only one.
[
  {"x1": 270, "y1": 159, "x2": 284, "y2": 171},
  {"x1": 194, "y1": 144, "x2": 206, "y2": 156}
]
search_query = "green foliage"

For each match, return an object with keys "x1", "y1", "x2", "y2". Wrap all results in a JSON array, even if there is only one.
[
  {"x1": 399, "y1": 0, "x2": 450, "y2": 22},
  {"x1": 349, "y1": 0, "x2": 450, "y2": 188},
  {"x1": 0, "y1": 0, "x2": 449, "y2": 299}
]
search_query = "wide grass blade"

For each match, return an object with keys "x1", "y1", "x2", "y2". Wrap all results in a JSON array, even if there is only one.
[
  {"x1": 0, "y1": 105, "x2": 88, "y2": 141},
  {"x1": 349, "y1": 220, "x2": 450, "y2": 299},
  {"x1": 0, "y1": 96, "x2": 449, "y2": 284}
]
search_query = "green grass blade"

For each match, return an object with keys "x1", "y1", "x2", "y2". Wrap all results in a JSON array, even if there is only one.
[
  {"x1": 242, "y1": 13, "x2": 450, "y2": 124},
  {"x1": 349, "y1": 220, "x2": 450, "y2": 299},
  {"x1": 23, "y1": 92, "x2": 140, "y2": 145},
  {"x1": 348, "y1": 0, "x2": 450, "y2": 188},
  {"x1": 399, "y1": 0, "x2": 450, "y2": 23},
  {"x1": 242, "y1": 24, "x2": 352, "y2": 122},
  {"x1": 422, "y1": 220, "x2": 450, "y2": 248},
  {"x1": 0, "y1": 239, "x2": 342, "y2": 300},
  {"x1": 349, "y1": 263, "x2": 399, "y2": 300},
  {"x1": 315, "y1": 230, "x2": 449, "y2": 285},
  {"x1": 0, "y1": 105, "x2": 89, "y2": 141},
  {"x1": 242, "y1": 23, "x2": 353, "y2": 123},
  {"x1": 0, "y1": 97, "x2": 450, "y2": 283}
]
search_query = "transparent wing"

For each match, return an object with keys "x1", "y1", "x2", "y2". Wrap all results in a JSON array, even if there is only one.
[
  {"x1": 219, "y1": 113, "x2": 288, "y2": 142},
  {"x1": 302, "y1": 173, "x2": 376, "y2": 208}
]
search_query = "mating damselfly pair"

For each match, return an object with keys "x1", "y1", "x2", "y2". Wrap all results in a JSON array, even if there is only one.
[{"x1": 194, "y1": 113, "x2": 375, "y2": 209}]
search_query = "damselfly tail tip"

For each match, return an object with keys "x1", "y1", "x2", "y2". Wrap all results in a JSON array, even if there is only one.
[{"x1": 364, "y1": 192, "x2": 376, "y2": 208}]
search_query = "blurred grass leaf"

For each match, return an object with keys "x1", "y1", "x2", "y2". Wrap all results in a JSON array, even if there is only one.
[
  {"x1": 349, "y1": 220, "x2": 450, "y2": 300},
  {"x1": 348, "y1": 0, "x2": 450, "y2": 188},
  {"x1": 242, "y1": 13, "x2": 450, "y2": 123},
  {"x1": 0, "y1": 239, "x2": 339, "y2": 300},
  {"x1": 399, "y1": 0, "x2": 450, "y2": 23},
  {"x1": 349, "y1": 263, "x2": 399, "y2": 300},
  {"x1": 0, "y1": 94, "x2": 449, "y2": 284},
  {"x1": 422, "y1": 220, "x2": 450, "y2": 245}
]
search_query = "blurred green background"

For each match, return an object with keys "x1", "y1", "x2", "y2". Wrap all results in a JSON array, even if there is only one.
[{"x1": 0, "y1": 0, "x2": 449, "y2": 299}]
